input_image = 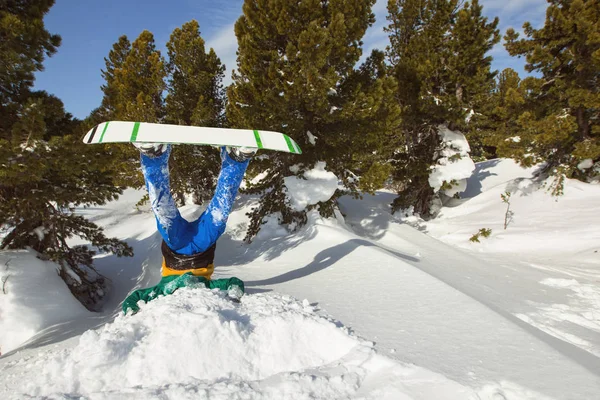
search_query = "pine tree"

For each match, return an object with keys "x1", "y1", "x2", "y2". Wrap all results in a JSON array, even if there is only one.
[
  {"x1": 0, "y1": 129, "x2": 133, "y2": 310},
  {"x1": 0, "y1": 1, "x2": 133, "y2": 309},
  {"x1": 165, "y1": 20, "x2": 225, "y2": 205},
  {"x1": 10, "y1": 98, "x2": 45, "y2": 148},
  {"x1": 166, "y1": 20, "x2": 225, "y2": 127},
  {"x1": 98, "y1": 31, "x2": 168, "y2": 189},
  {"x1": 228, "y1": 0, "x2": 401, "y2": 240},
  {"x1": 504, "y1": 0, "x2": 600, "y2": 186},
  {"x1": 112, "y1": 30, "x2": 167, "y2": 122},
  {"x1": 100, "y1": 35, "x2": 131, "y2": 119},
  {"x1": 0, "y1": 0, "x2": 61, "y2": 139},
  {"x1": 385, "y1": 0, "x2": 499, "y2": 216},
  {"x1": 386, "y1": 0, "x2": 454, "y2": 216},
  {"x1": 448, "y1": 0, "x2": 500, "y2": 120},
  {"x1": 472, "y1": 68, "x2": 526, "y2": 159}
]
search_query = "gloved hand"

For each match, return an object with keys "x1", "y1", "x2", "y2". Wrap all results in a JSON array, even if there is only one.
[{"x1": 122, "y1": 273, "x2": 245, "y2": 314}]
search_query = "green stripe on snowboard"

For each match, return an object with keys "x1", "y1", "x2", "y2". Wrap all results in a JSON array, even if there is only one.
[
  {"x1": 130, "y1": 122, "x2": 141, "y2": 141},
  {"x1": 99, "y1": 122, "x2": 110, "y2": 143},
  {"x1": 283, "y1": 135, "x2": 296, "y2": 153},
  {"x1": 253, "y1": 130, "x2": 264, "y2": 149}
]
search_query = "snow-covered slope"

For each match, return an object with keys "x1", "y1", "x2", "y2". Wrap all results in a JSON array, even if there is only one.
[
  {"x1": 1, "y1": 159, "x2": 599, "y2": 399},
  {"x1": 425, "y1": 159, "x2": 600, "y2": 263},
  {"x1": 0, "y1": 250, "x2": 89, "y2": 353},
  {"x1": 421, "y1": 159, "x2": 600, "y2": 358}
]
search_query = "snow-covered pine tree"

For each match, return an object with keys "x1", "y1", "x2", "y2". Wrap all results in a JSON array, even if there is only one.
[
  {"x1": 385, "y1": 0, "x2": 499, "y2": 217},
  {"x1": 165, "y1": 20, "x2": 225, "y2": 205},
  {"x1": 504, "y1": 0, "x2": 600, "y2": 190},
  {"x1": 227, "y1": 0, "x2": 401, "y2": 240},
  {"x1": 0, "y1": 0, "x2": 132, "y2": 310}
]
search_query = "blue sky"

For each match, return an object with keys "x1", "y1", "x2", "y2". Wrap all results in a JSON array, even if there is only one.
[{"x1": 34, "y1": 0, "x2": 548, "y2": 119}]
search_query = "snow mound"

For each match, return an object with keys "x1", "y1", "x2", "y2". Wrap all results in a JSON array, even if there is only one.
[
  {"x1": 1, "y1": 288, "x2": 474, "y2": 400},
  {"x1": 427, "y1": 172, "x2": 600, "y2": 258},
  {"x1": 0, "y1": 249, "x2": 89, "y2": 354},
  {"x1": 284, "y1": 161, "x2": 339, "y2": 212}
]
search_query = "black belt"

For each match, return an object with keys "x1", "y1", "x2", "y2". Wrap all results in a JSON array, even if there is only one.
[{"x1": 161, "y1": 241, "x2": 216, "y2": 270}]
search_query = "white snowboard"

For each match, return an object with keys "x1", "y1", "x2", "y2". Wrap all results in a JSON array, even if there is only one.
[{"x1": 82, "y1": 121, "x2": 302, "y2": 154}]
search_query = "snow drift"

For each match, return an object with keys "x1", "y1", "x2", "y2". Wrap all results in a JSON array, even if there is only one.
[
  {"x1": 1, "y1": 288, "x2": 474, "y2": 400},
  {"x1": 0, "y1": 249, "x2": 89, "y2": 354}
]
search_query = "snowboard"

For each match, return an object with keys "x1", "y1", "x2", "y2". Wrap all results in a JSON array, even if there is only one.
[{"x1": 82, "y1": 121, "x2": 302, "y2": 154}]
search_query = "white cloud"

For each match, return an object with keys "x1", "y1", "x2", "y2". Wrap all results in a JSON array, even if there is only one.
[
  {"x1": 481, "y1": 0, "x2": 548, "y2": 30},
  {"x1": 481, "y1": 0, "x2": 545, "y2": 15},
  {"x1": 361, "y1": 0, "x2": 390, "y2": 61},
  {"x1": 206, "y1": 22, "x2": 239, "y2": 87}
]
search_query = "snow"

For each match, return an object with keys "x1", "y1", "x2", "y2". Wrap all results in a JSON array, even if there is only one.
[
  {"x1": 424, "y1": 163, "x2": 600, "y2": 258},
  {"x1": 417, "y1": 158, "x2": 600, "y2": 365},
  {"x1": 577, "y1": 159, "x2": 594, "y2": 170},
  {"x1": 0, "y1": 288, "x2": 478, "y2": 399},
  {"x1": 211, "y1": 207, "x2": 225, "y2": 224},
  {"x1": 465, "y1": 109, "x2": 475, "y2": 123},
  {"x1": 32, "y1": 226, "x2": 45, "y2": 241},
  {"x1": 283, "y1": 161, "x2": 339, "y2": 211},
  {"x1": 306, "y1": 130, "x2": 317, "y2": 145},
  {"x1": 520, "y1": 278, "x2": 600, "y2": 357},
  {"x1": 0, "y1": 250, "x2": 89, "y2": 355},
  {"x1": 438, "y1": 125, "x2": 471, "y2": 154},
  {"x1": 458, "y1": 158, "x2": 541, "y2": 198},
  {"x1": 254, "y1": 213, "x2": 288, "y2": 241},
  {"x1": 2, "y1": 159, "x2": 600, "y2": 399},
  {"x1": 428, "y1": 126, "x2": 476, "y2": 196}
]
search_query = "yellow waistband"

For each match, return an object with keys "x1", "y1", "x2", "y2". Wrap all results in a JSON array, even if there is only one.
[{"x1": 161, "y1": 258, "x2": 214, "y2": 279}]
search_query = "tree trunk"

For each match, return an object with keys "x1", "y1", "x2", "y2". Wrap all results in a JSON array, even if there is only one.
[
  {"x1": 456, "y1": 83, "x2": 463, "y2": 104},
  {"x1": 576, "y1": 106, "x2": 589, "y2": 140}
]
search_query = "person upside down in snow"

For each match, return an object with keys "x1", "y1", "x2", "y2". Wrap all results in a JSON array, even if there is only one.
[{"x1": 122, "y1": 144, "x2": 256, "y2": 314}]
